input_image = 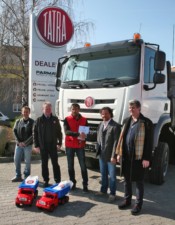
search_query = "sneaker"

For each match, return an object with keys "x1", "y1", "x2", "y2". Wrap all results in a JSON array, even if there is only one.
[
  {"x1": 108, "y1": 195, "x2": 116, "y2": 203},
  {"x1": 71, "y1": 183, "x2": 76, "y2": 190},
  {"x1": 11, "y1": 177, "x2": 23, "y2": 182},
  {"x1": 55, "y1": 180, "x2": 60, "y2": 184},
  {"x1": 118, "y1": 200, "x2": 131, "y2": 210},
  {"x1": 131, "y1": 205, "x2": 141, "y2": 215},
  {"x1": 95, "y1": 191, "x2": 107, "y2": 196}
]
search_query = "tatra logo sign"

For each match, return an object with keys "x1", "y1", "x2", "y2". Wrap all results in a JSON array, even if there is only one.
[
  {"x1": 35, "y1": 6, "x2": 74, "y2": 47},
  {"x1": 85, "y1": 96, "x2": 94, "y2": 108}
]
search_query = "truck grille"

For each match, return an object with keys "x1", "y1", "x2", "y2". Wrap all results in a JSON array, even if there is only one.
[{"x1": 70, "y1": 99, "x2": 115, "y2": 104}]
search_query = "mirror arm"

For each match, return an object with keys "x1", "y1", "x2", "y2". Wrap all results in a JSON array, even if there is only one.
[{"x1": 143, "y1": 83, "x2": 156, "y2": 91}]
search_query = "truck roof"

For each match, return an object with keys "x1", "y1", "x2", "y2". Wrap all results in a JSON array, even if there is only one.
[{"x1": 66, "y1": 39, "x2": 140, "y2": 57}]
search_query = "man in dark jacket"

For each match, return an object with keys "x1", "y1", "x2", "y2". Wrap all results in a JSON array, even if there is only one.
[
  {"x1": 12, "y1": 106, "x2": 34, "y2": 182},
  {"x1": 116, "y1": 99, "x2": 153, "y2": 215},
  {"x1": 33, "y1": 102, "x2": 62, "y2": 187},
  {"x1": 96, "y1": 107, "x2": 121, "y2": 203}
]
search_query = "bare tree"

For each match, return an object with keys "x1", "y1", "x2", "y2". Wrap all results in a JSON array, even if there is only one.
[{"x1": 0, "y1": 0, "x2": 94, "y2": 106}]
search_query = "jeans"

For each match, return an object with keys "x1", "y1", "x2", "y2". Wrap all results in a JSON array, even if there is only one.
[
  {"x1": 99, "y1": 158, "x2": 116, "y2": 195},
  {"x1": 66, "y1": 148, "x2": 88, "y2": 187},
  {"x1": 14, "y1": 144, "x2": 32, "y2": 178}
]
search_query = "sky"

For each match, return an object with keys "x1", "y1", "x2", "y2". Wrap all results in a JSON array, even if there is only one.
[{"x1": 74, "y1": 0, "x2": 175, "y2": 65}]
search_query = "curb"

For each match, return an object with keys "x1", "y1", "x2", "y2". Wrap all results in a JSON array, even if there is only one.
[
  {"x1": 0, "y1": 154, "x2": 41, "y2": 163},
  {"x1": 0, "y1": 152, "x2": 65, "y2": 163}
]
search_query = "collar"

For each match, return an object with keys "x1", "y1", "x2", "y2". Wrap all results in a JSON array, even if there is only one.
[{"x1": 103, "y1": 119, "x2": 111, "y2": 127}]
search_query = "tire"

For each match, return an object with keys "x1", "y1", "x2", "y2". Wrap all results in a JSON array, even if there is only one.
[
  {"x1": 15, "y1": 203, "x2": 23, "y2": 208},
  {"x1": 49, "y1": 204, "x2": 55, "y2": 212},
  {"x1": 65, "y1": 196, "x2": 69, "y2": 203},
  {"x1": 29, "y1": 201, "x2": 33, "y2": 207},
  {"x1": 150, "y1": 142, "x2": 169, "y2": 185},
  {"x1": 85, "y1": 157, "x2": 99, "y2": 170},
  {"x1": 34, "y1": 190, "x2": 38, "y2": 198}
]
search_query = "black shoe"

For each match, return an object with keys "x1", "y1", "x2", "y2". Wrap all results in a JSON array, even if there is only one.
[
  {"x1": 11, "y1": 177, "x2": 23, "y2": 182},
  {"x1": 43, "y1": 182, "x2": 49, "y2": 188},
  {"x1": 83, "y1": 186, "x2": 88, "y2": 193},
  {"x1": 71, "y1": 183, "x2": 76, "y2": 190},
  {"x1": 118, "y1": 200, "x2": 131, "y2": 210},
  {"x1": 131, "y1": 205, "x2": 141, "y2": 215},
  {"x1": 55, "y1": 180, "x2": 60, "y2": 184}
]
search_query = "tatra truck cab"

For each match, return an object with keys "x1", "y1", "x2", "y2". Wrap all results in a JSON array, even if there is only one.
[{"x1": 55, "y1": 33, "x2": 175, "y2": 185}]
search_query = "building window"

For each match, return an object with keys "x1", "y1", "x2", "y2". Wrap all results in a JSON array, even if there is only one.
[{"x1": 13, "y1": 104, "x2": 21, "y2": 112}]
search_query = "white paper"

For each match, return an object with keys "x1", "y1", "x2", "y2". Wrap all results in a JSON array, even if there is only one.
[
  {"x1": 78, "y1": 126, "x2": 90, "y2": 140},
  {"x1": 78, "y1": 126, "x2": 90, "y2": 135}
]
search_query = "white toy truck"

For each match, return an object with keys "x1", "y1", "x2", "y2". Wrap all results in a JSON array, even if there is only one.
[{"x1": 55, "y1": 33, "x2": 175, "y2": 185}]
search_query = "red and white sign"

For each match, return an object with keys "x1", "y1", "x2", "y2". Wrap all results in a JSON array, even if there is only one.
[
  {"x1": 35, "y1": 6, "x2": 74, "y2": 47},
  {"x1": 29, "y1": 12, "x2": 66, "y2": 120}
]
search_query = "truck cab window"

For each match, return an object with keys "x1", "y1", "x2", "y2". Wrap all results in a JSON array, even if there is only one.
[{"x1": 144, "y1": 47, "x2": 155, "y2": 83}]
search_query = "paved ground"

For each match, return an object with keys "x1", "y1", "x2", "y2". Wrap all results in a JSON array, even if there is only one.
[{"x1": 0, "y1": 153, "x2": 175, "y2": 225}]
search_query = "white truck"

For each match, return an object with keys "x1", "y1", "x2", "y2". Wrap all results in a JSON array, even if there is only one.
[{"x1": 55, "y1": 33, "x2": 175, "y2": 185}]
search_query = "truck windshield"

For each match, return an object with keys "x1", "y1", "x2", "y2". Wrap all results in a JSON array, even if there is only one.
[{"x1": 61, "y1": 46, "x2": 140, "y2": 87}]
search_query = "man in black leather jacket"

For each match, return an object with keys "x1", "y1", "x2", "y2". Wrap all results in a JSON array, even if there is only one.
[{"x1": 12, "y1": 106, "x2": 34, "y2": 182}]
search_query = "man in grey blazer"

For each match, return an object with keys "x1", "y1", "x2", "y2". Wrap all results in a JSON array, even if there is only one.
[{"x1": 96, "y1": 107, "x2": 121, "y2": 202}]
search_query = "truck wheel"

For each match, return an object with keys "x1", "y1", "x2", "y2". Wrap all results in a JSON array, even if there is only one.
[
  {"x1": 49, "y1": 204, "x2": 55, "y2": 212},
  {"x1": 65, "y1": 196, "x2": 69, "y2": 203},
  {"x1": 150, "y1": 142, "x2": 169, "y2": 185},
  {"x1": 15, "y1": 203, "x2": 22, "y2": 208},
  {"x1": 29, "y1": 200, "x2": 33, "y2": 206},
  {"x1": 85, "y1": 157, "x2": 99, "y2": 170},
  {"x1": 34, "y1": 190, "x2": 38, "y2": 198}
]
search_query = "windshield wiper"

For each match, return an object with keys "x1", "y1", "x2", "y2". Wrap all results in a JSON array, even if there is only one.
[
  {"x1": 66, "y1": 80, "x2": 89, "y2": 88},
  {"x1": 92, "y1": 78, "x2": 127, "y2": 87},
  {"x1": 93, "y1": 78, "x2": 116, "y2": 82}
]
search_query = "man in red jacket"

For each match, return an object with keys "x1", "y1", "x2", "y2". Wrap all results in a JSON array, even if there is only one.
[{"x1": 64, "y1": 103, "x2": 88, "y2": 192}]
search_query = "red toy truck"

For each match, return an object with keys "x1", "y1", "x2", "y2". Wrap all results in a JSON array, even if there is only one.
[
  {"x1": 36, "y1": 180, "x2": 73, "y2": 212},
  {"x1": 15, "y1": 176, "x2": 39, "y2": 207}
]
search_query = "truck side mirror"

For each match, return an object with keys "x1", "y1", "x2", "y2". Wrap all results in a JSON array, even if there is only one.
[
  {"x1": 55, "y1": 78, "x2": 61, "y2": 91},
  {"x1": 143, "y1": 73, "x2": 165, "y2": 91},
  {"x1": 153, "y1": 73, "x2": 165, "y2": 84},
  {"x1": 56, "y1": 56, "x2": 68, "y2": 78},
  {"x1": 154, "y1": 51, "x2": 165, "y2": 71},
  {"x1": 56, "y1": 62, "x2": 61, "y2": 78}
]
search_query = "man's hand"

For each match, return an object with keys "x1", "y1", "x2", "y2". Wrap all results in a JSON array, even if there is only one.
[
  {"x1": 57, "y1": 145, "x2": 61, "y2": 151},
  {"x1": 34, "y1": 147, "x2": 40, "y2": 153},
  {"x1": 18, "y1": 142, "x2": 26, "y2": 147},
  {"x1": 111, "y1": 157, "x2": 116, "y2": 164},
  {"x1": 142, "y1": 160, "x2": 150, "y2": 168},
  {"x1": 78, "y1": 132, "x2": 86, "y2": 140},
  {"x1": 116, "y1": 155, "x2": 120, "y2": 164}
]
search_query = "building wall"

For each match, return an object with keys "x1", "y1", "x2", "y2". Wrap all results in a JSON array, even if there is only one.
[
  {"x1": 0, "y1": 78, "x2": 22, "y2": 119},
  {"x1": 0, "y1": 45, "x2": 23, "y2": 120}
]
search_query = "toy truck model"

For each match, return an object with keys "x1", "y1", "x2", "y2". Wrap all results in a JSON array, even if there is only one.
[
  {"x1": 55, "y1": 33, "x2": 175, "y2": 185},
  {"x1": 15, "y1": 176, "x2": 39, "y2": 207},
  {"x1": 36, "y1": 181, "x2": 73, "y2": 212}
]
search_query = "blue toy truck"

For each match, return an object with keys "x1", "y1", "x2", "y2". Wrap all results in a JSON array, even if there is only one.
[
  {"x1": 15, "y1": 176, "x2": 39, "y2": 207},
  {"x1": 36, "y1": 180, "x2": 73, "y2": 212}
]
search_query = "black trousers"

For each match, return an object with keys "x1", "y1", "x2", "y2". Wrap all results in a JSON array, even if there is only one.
[
  {"x1": 40, "y1": 143, "x2": 61, "y2": 183},
  {"x1": 124, "y1": 176, "x2": 144, "y2": 207}
]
